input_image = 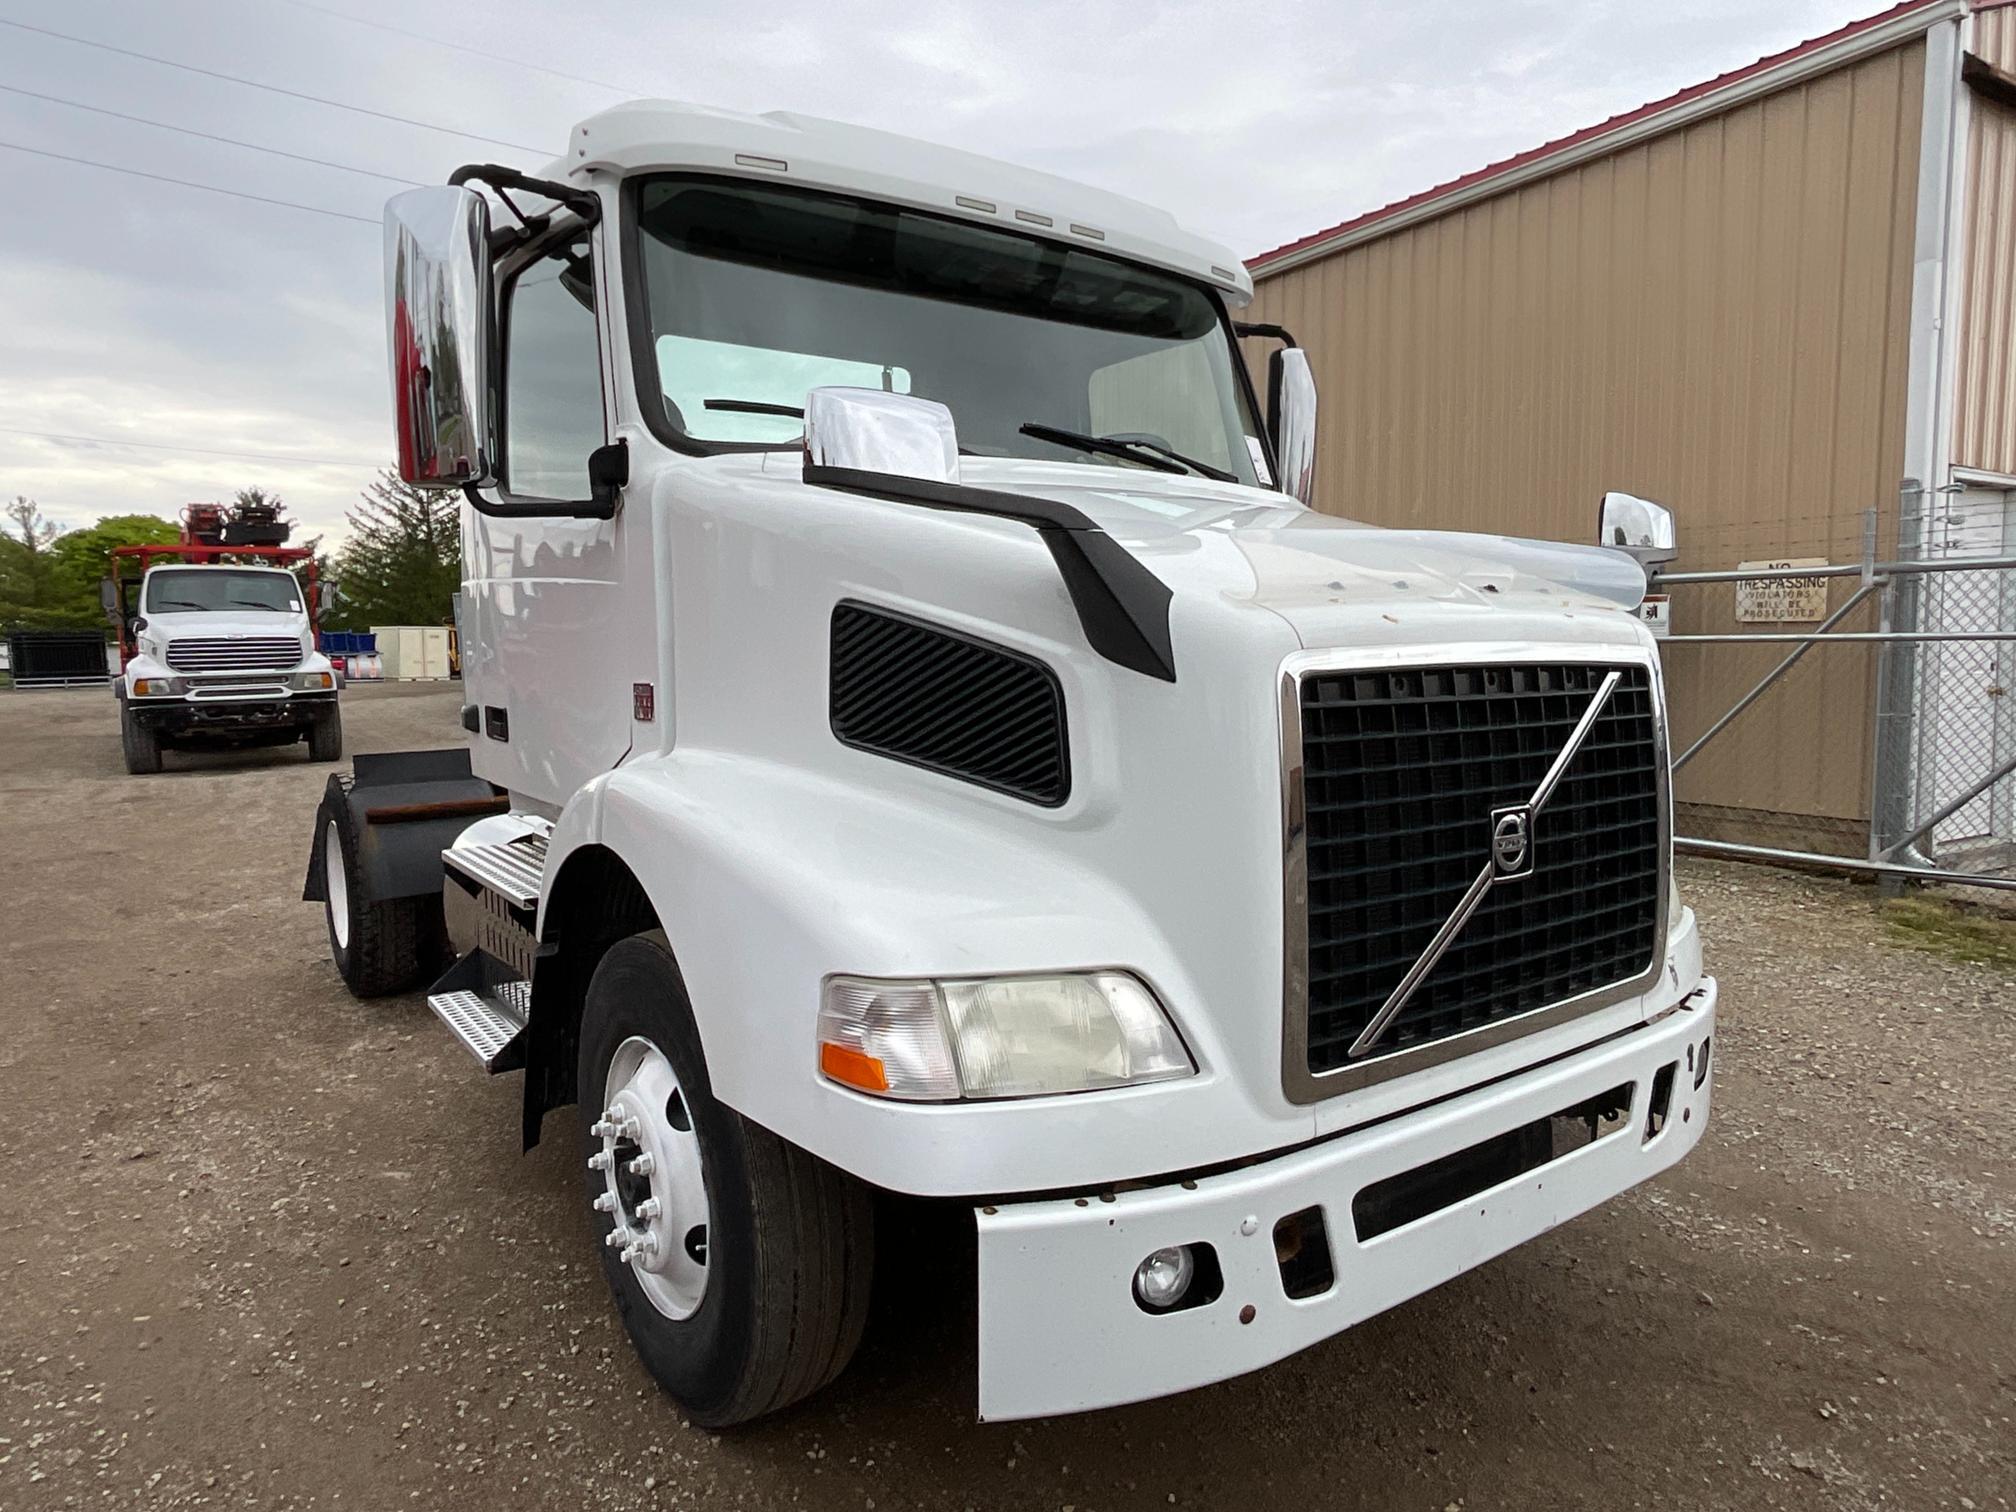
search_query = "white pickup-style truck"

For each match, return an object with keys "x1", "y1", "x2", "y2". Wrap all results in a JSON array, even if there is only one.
[{"x1": 304, "y1": 101, "x2": 1713, "y2": 1426}]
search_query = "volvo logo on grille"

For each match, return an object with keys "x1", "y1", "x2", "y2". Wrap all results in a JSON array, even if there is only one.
[{"x1": 1490, "y1": 805, "x2": 1535, "y2": 879}]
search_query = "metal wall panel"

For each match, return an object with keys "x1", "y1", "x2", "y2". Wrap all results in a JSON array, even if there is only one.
[
  {"x1": 1244, "y1": 42, "x2": 1926, "y2": 848},
  {"x1": 1955, "y1": 8, "x2": 2016, "y2": 474}
]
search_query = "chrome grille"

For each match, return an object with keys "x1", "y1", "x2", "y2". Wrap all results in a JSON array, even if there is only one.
[
  {"x1": 165, "y1": 637, "x2": 303, "y2": 672},
  {"x1": 1291, "y1": 660, "x2": 1664, "y2": 1091}
]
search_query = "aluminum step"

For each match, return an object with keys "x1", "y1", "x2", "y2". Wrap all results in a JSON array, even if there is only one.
[
  {"x1": 442, "y1": 834, "x2": 548, "y2": 911},
  {"x1": 426, "y1": 978, "x2": 530, "y2": 1072}
]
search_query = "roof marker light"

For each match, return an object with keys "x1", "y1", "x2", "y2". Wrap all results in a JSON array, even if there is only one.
[
  {"x1": 734, "y1": 153, "x2": 789, "y2": 172},
  {"x1": 1014, "y1": 209, "x2": 1054, "y2": 227},
  {"x1": 956, "y1": 195, "x2": 997, "y2": 213},
  {"x1": 1069, "y1": 224, "x2": 1106, "y2": 241}
]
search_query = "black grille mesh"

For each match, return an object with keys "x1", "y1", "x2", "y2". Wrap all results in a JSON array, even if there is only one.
[
  {"x1": 830, "y1": 603, "x2": 1069, "y2": 806},
  {"x1": 1300, "y1": 662, "x2": 1662, "y2": 1074}
]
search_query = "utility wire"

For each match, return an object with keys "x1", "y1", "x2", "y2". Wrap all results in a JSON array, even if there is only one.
[
  {"x1": 0, "y1": 426, "x2": 379, "y2": 470},
  {"x1": 0, "y1": 17, "x2": 551, "y2": 156},
  {"x1": 274, "y1": 0, "x2": 637, "y2": 98},
  {"x1": 0, "y1": 140, "x2": 379, "y2": 224},
  {"x1": 0, "y1": 83, "x2": 425, "y2": 186}
]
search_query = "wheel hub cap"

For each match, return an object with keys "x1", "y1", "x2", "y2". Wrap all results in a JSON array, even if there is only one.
[{"x1": 592, "y1": 1036, "x2": 709, "y2": 1319}]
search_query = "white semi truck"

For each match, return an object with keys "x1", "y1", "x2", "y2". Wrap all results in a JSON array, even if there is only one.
[{"x1": 305, "y1": 102, "x2": 1714, "y2": 1426}]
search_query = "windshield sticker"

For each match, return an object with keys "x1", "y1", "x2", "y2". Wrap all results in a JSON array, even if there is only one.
[{"x1": 1247, "y1": 435, "x2": 1274, "y2": 487}]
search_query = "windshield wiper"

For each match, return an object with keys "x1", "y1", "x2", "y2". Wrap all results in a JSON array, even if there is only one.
[
  {"x1": 703, "y1": 398, "x2": 804, "y2": 419},
  {"x1": 153, "y1": 598, "x2": 212, "y2": 610},
  {"x1": 1019, "y1": 422, "x2": 1237, "y2": 483}
]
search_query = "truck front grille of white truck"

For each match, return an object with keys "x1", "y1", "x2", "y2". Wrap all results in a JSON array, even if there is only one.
[
  {"x1": 1295, "y1": 661, "x2": 1663, "y2": 1081},
  {"x1": 166, "y1": 637, "x2": 303, "y2": 672}
]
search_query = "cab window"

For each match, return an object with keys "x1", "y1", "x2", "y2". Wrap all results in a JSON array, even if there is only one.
[{"x1": 501, "y1": 236, "x2": 605, "y2": 500}]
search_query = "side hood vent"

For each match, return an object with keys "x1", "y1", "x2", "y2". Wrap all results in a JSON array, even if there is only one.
[{"x1": 829, "y1": 602, "x2": 1069, "y2": 807}]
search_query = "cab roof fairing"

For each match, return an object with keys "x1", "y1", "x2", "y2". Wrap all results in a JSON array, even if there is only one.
[{"x1": 550, "y1": 100, "x2": 1255, "y2": 307}]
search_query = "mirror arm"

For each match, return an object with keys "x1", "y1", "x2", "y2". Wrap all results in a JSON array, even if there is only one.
[
  {"x1": 448, "y1": 164, "x2": 601, "y2": 225},
  {"x1": 1233, "y1": 321, "x2": 1298, "y2": 348},
  {"x1": 459, "y1": 442, "x2": 625, "y2": 522}
]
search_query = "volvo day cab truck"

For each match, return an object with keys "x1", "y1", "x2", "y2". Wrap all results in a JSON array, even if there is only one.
[
  {"x1": 108, "y1": 507, "x2": 342, "y2": 774},
  {"x1": 305, "y1": 102, "x2": 1713, "y2": 1426}
]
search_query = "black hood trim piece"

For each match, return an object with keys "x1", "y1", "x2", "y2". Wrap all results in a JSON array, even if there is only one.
[{"x1": 801, "y1": 463, "x2": 1177, "y2": 682}]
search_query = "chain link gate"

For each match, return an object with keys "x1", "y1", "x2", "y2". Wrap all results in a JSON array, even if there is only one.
[{"x1": 1659, "y1": 491, "x2": 2016, "y2": 893}]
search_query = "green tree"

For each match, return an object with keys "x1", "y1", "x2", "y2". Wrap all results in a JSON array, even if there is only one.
[
  {"x1": 0, "y1": 497, "x2": 66, "y2": 628},
  {"x1": 50, "y1": 513, "x2": 182, "y2": 621},
  {"x1": 330, "y1": 471, "x2": 460, "y2": 629}
]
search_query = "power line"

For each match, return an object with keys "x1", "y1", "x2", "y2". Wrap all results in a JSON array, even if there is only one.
[
  {"x1": 0, "y1": 140, "x2": 380, "y2": 224},
  {"x1": 0, "y1": 16, "x2": 551, "y2": 156},
  {"x1": 0, "y1": 425, "x2": 378, "y2": 470},
  {"x1": 0, "y1": 83, "x2": 424, "y2": 186},
  {"x1": 275, "y1": 0, "x2": 637, "y2": 98}
]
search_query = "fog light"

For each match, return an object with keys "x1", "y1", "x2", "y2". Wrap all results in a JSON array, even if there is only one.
[{"x1": 1133, "y1": 1245, "x2": 1195, "y2": 1311}]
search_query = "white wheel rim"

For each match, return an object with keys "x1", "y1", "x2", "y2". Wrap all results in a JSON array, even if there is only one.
[
  {"x1": 324, "y1": 819, "x2": 350, "y2": 950},
  {"x1": 594, "y1": 1036, "x2": 710, "y2": 1320}
]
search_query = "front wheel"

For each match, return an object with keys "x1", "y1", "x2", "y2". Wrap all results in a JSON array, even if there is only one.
[
  {"x1": 120, "y1": 707, "x2": 163, "y2": 775},
  {"x1": 579, "y1": 932, "x2": 874, "y2": 1427},
  {"x1": 307, "y1": 705, "x2": 343, "y2": 762}
]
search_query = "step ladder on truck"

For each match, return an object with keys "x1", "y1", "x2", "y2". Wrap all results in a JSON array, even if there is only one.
[
  {"x1": 303, "y1": 103, "x2": 1715, "y2": 1428},
  {"x1": 105, "y1": 501, "x2": 342, "y2": 774}
]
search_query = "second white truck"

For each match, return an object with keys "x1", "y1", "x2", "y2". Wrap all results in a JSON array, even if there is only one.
[{"x1": 306, "y1": 101, "x2": 1714, "y2": 1425}]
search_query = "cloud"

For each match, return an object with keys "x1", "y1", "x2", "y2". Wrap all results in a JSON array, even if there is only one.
[{"x1": 0, "y1": 0, "x2": 1877, "y2": 544}]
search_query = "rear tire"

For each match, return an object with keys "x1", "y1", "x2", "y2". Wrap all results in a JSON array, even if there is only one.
[
  {"x1": 579, "y1": 933, "x2": 874, "y2": 1427},
  {"x1": 120, "y1": 707, "x2": 163, "y2": 775},
  {"x1": 320, "y1": 801, "x2": 440, "y2": 997},
  {"x1": 307, "y1": 704, "x2": 343, "y2": 762}
]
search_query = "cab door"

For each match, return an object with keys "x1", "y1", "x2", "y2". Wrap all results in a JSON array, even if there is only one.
[{"x1": 461, "y1": 224, "x2": 651, "y2": 807}]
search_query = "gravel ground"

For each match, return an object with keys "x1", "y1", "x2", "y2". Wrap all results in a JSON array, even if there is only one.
[{"x1": 0, "y1": 682, "x2": 2010, "y2": 1511}]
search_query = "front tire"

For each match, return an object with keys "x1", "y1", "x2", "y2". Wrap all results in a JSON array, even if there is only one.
[
  {"x1": 307, "y1": 704, "x2": 344, "y2": 762},
  {"x1": 120, "y1": 707, "x2": 163, "y2": 775},
  {"x1": 579, "y1": 933, "x2": 874, "y2": 1427}
]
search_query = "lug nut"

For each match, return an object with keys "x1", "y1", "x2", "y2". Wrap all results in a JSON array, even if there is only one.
[
  {"x1": 592, "y1": 1192, "x2": 617, "y2": 1213},
  {"x1": 587, "y1": 1151, "x2": 612, "y2": 1172},
  {"x1": 636, "y1": 1197, "x2": 661, "y2": 1221},
  {"x1": 604, "y1": 1228, "x2": 628, "y2": 1249},
  {"x1": 627, "y1": 1153, "x2": 655, "y2": 1178}
]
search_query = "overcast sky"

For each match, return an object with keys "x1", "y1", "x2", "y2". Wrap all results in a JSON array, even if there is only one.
[{"x1": 1, "y1": 0, "x2": 1889, "y2": 545}]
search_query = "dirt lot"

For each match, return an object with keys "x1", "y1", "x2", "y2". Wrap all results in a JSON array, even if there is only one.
[{"x1": 0, "y1": 682, "x2": 2010, "y2": 1511}]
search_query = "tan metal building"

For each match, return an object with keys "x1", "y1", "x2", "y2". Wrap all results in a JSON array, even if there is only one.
[{"x1": 1243, "y1": 0, "x2": 2016, "y2": 858}]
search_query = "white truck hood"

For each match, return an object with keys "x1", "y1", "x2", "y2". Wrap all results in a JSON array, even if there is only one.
[
  {"x1": 939, "y1": 459, "x2": 1651, "y2": 649},
  {"x1": 146, "y1": 610, "x2": 312, "y2": 642}
]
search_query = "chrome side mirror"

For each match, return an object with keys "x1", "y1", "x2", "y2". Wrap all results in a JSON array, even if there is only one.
[
  {"x1": 1269, "y1": 347, "x2": 1318, "y2": 506},
  {"x1": 803, "y1": 388, "x2": 961, "y2": 485},
  {"x1": 384, "y1": 185, "x2": 496, "y2": 489},
  {"x1": 99, "y1": 578, "x2": 119, "y2": 622},
  {"x1": 1597, "y1": 491, "x2": 1678, "y2": 571}
]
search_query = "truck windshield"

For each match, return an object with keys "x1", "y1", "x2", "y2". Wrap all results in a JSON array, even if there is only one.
[
  {"x1": 144, "y1": 569, "x2": 301, "y2": 614},
  {"x1": 632, "y1": 177, "x2": 1268, "y2": 486}
]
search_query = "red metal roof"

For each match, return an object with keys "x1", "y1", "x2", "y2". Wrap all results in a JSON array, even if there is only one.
[{"x1": 1248, "y1": 0, "x2": 1955, "y2": 270}]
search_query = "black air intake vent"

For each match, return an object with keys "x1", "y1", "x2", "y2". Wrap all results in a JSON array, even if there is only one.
[{"x1": 830, "y1": 603, "x2": 1069, "y2": 806}]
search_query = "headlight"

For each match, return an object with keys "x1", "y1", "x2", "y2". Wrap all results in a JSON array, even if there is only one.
[
  {"x1": 132, "y1": 677, "x2": 179, "y2": 696},
  {"x1": 292, "y1": 671, "x2": 335, "y2": 690},
  {"x1": 818, "y1": 971, "x2": 1194, "y2": 1101}
]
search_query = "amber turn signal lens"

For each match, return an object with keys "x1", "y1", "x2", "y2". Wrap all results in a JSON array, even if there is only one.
[{"x1": 819, "y1": 1041, "x2": 890, "y2": 1093}]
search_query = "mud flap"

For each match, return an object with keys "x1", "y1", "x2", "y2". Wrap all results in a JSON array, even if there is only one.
[{"x1": 302, "y1": 748, "x2": 501, "y2": 905}]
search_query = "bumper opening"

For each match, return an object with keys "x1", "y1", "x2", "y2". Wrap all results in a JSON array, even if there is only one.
[{"x1": 1353, "y1": 1079, "x2": 1633, "y2": 1243}]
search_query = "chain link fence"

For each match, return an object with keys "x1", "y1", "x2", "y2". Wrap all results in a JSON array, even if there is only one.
[{"x1": 1660, "y1": 491, "x2": 2016, "y2": 893}]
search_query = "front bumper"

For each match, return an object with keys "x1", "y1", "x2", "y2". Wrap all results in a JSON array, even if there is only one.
[
  {"x1": 129, "y1": 689, "x2": 336, "y2": 731},
  {"x1": 974, "y1": 977, "x2": 1715, "y2": 1420}
]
